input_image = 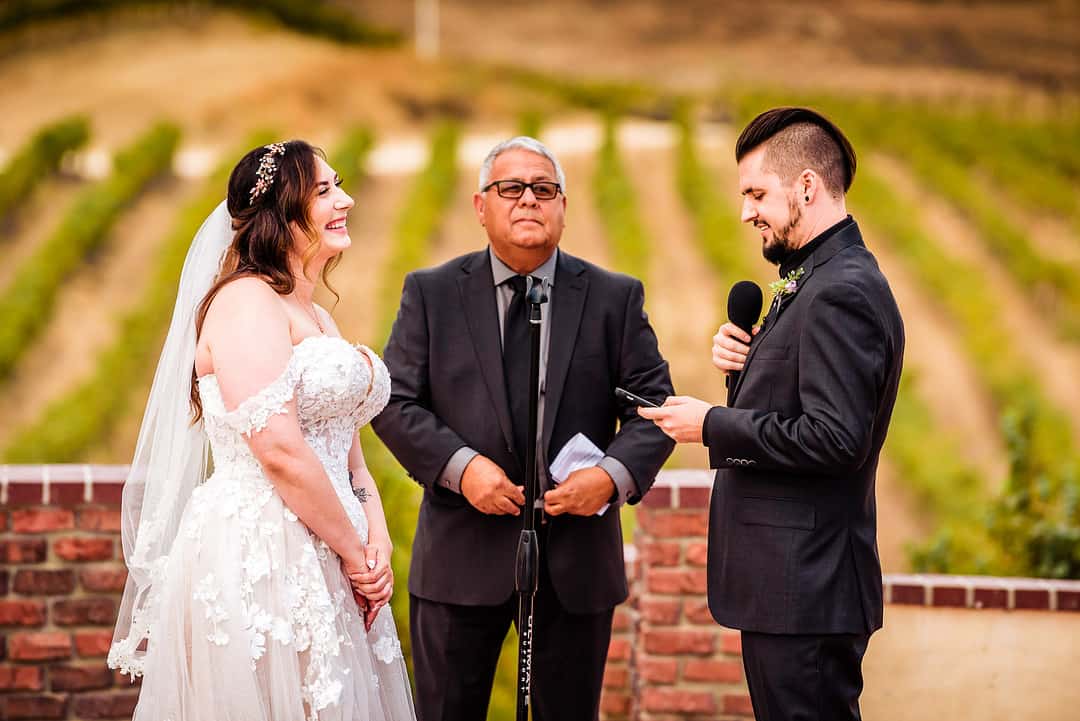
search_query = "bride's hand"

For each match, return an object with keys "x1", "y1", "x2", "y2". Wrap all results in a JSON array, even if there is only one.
[
  {"x1": 348, "y1": 538, "x2": 393, "y2": 603},
  {"x1": 351, "y1": 586, "x2": 369, "y2": 616},
  {"x1": 349, "y1": 538, "x2": 393, "y2": 632},
  {"x1": 352, "y1": 588, "x2": 386, "y2": 632},
  {"x1": 342, "y1": 547, "x2": 375, "y2": 587},
  {"x1": 363, "y1": 597, "x2": 385, "y2": 632}
]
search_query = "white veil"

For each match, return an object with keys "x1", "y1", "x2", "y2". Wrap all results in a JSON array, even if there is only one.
[{"x1": 108, "y1": 200, "x2": 233, "y2": 676}]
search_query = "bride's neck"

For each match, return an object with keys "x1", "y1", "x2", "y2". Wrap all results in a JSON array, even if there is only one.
[{"x1": 288, "y1": 256, "x2": 323, "y2": 304}]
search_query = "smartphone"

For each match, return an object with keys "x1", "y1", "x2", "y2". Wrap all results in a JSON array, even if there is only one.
[{"x1": 614, "y1": 387, "x2": 659, "y2": 408}]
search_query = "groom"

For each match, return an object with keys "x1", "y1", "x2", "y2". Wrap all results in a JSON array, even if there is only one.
[
  {"x1": 640, "y1": 107, "x2": 904, "y2": 721},
  {"x1": 372, "y1": 136, "x2": 674, "y2": 720}
]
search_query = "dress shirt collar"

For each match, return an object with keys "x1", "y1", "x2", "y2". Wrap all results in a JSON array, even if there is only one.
[
  {"x1": 779, "y1": 214, "x2": 855, "y2": 278},
  {"x1": 489, "y1": 246, "x2": 558, "y2": 287}
]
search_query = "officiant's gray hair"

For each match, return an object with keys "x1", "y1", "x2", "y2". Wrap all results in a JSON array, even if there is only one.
[{"x1": 478, "y1": 136, "x2": 567, "y2": 196}]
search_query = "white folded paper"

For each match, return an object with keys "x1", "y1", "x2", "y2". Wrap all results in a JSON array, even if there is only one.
[{"x1": 549, "y1": 432, "x2": 609, "y2": 516}]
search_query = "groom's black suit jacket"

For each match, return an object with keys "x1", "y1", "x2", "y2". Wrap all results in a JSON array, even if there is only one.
[
  {"x1": 372, "y1": 249, "x2": 674, "y2": 614},
  {"x1": 704, "y1": 219, "x2": 904, "y2": 635}
]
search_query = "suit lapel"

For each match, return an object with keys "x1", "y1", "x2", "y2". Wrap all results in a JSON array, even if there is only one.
[
  {"x1": 542, "y1": 252, "x2": 588, "y2": 455},
  {"x1": 457, "y1": 252, "x2": 516, "y2": 451}
]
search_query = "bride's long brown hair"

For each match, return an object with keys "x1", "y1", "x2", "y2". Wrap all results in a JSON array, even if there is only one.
[{"x1": 189, "y1": 140, "x2": 342, "y2": 422}]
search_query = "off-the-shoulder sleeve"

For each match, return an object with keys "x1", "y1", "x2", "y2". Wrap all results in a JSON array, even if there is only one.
[
  {"x1": 353, "y1": 345, "x2": 391, "y2": 429},
  {"x1": 216, "y1": 356, "x2": 303, "y2": 437}
]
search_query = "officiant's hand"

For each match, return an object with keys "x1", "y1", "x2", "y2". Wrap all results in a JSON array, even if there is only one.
[
  {"x1": 544, "y1": 466, "x2": 614, "y2": 516},
  {"x1": 638, "y1": 396, "x2": 713, "y2": 444},
  {"x1": 461, "y1": 454, "x2": 525, "y2": 515}
]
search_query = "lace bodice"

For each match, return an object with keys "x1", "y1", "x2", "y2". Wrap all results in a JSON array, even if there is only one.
[{"x1": 197, "y1": 336, "x2": 390, "y2": 529}]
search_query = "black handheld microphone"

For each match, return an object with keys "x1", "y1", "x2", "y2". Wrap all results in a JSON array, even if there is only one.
[{"x1": 725, "y1": 280, "x2": 763, "y2": 404}]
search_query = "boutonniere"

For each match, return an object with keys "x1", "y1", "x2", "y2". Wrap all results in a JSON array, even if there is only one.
[
  {"x1": 760, "y1": 268, "x2": 805, "y2": 332},
  {"x1": 767, "y1": 267, "x2": 805, "y2": 308}
]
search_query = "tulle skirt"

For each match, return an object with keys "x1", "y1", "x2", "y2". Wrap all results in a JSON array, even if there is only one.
[{"x1": 130, "y1": 471, "x2": 415, "y2": 721}]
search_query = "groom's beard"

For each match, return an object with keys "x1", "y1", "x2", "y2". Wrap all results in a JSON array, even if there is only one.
[{"x1": 762, "y1": 196, "x2": 802, "y2": 266}]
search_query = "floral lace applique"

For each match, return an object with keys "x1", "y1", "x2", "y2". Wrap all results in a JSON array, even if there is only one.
[
  {"x1": 372, "y1": 634, "x2": 404, "y2": 665},
  {"x1": 214, "y1": 359, "x2": 302, "y2": 438},
  {"x1": 193, "y1": 574, "x2": 230, "y2": 646}
]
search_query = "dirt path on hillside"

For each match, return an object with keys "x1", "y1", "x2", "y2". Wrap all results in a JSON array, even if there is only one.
[
  {"x1": 0, "y1": 12, "x2": 432, "y2": 150},
  {"x1": 622, "y1": 137, "x2": 717, "y2": 470},
  {"x1": 426, "y1": 0, "x2": 1077, "y2": 97},
  {"x1": 973, "y1": 175, "x2": 1080, "y2": 265},
  {"x1": 430, "y1": 168, "x2": 485, "y2": 267},
  {"x1": 0, "y1": 177, "x2": 85, "y2": 290},
  {"x1": 0, "y1": 176, "x2": 198, "y2": 450},
  {"x1": 852, "y1": 211, "x2": 1010, "y2": 482},
  {"x1": 874, "y1": 154, "x2": 1080, "y2": 449},
  {"x1": 553, "y1": 151, "x2": 611, "y2": 270}
]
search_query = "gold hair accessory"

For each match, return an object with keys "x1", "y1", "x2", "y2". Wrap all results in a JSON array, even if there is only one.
[{"x1": 248, "y1": 142, "x2": 286, "y2": 204}]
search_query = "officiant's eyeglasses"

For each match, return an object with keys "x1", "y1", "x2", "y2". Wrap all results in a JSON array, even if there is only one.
[{"x1": 482, "y1": 180, "x2": 562, "y2": 200}]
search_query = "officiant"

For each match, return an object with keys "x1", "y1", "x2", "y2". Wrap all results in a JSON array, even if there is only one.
[{"x1": 371, "y1": 135, "x2": 675, "y2": 721}]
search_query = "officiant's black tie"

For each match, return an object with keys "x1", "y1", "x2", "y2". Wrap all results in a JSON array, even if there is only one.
[{"x1": 503, "y1": 275, "x2": 535, "y2": 473}]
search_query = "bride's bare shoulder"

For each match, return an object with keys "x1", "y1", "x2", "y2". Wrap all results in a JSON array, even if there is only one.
[
  {"x1": 206, "y1": 277, "x2": 281, "y2": 318},
  {"x1": 202, "y1": 276, "x2": 289, "y2": 340},
  {"x1": 213, "y1": 275, "x2": 278, "y2": 303}
]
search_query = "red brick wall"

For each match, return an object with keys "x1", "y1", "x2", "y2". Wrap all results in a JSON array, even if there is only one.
[
  {"x1": 600, "y1": 471, "x2": 753, "y2": 721},
  {"x1": 0, "y1": 466, "x2": 135, "y2": 721}
]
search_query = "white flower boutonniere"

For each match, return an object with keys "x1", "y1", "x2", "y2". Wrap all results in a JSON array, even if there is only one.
[
  {"x1": 762, "y1": 267, "x2": 805, "y2": 327},
  {"x1": 768, "y1": 267, "x2": 805, "y2": 302}
]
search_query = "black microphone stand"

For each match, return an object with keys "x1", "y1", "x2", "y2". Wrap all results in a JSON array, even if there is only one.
[{"x1": 515, "y1": 276, "x2": 548, "y2": 721}]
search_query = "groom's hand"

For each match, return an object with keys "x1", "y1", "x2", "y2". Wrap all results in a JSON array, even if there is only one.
[
  {"x1": 461, "y1": 454, "x2": 525, "y2": 515},
  {"x1": 638, "y1": 396, "x2": 713, "y2": 444},
  {"x1": 544, "y1": 466, "x2": 614, "y2": 516},
  {"x1": 712, "y1": 322, "x2": 756, "y2": 374}
]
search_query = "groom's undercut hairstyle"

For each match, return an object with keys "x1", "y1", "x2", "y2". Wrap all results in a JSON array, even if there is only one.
[{"x1": 735, "y1": 107, "x2": 856, "y2": 198}]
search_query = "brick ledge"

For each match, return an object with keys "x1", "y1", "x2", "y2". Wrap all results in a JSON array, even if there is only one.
[{"x1": 1, "y1": 465, "x2": 128, "y2": 506}]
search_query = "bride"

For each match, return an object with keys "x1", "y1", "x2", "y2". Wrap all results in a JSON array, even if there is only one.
[{"x1": 108, "y1": 140, "x2": 416, "y2": 721}]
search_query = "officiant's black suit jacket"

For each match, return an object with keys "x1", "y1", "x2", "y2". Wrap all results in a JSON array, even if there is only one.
[
  {"x1": 372, "y1": 249, "x2": 674, "y2": 613},
  {"x1": 704, "y1": 220, "x2": 904, "y2": 635}
]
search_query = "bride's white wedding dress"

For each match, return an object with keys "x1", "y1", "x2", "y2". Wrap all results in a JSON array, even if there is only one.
[{"x1": 110, "y1": 335, "x2": 415, "y2": 721}]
